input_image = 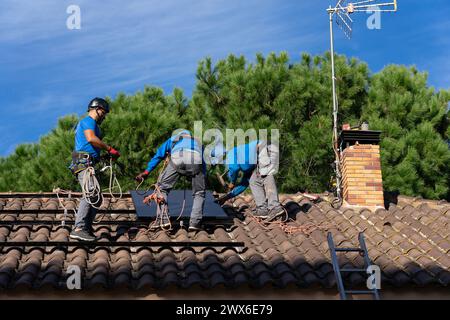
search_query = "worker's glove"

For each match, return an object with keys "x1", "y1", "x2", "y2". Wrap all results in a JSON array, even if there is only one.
[
  {"x1": 216, "y1": 193, "x2": 233, "y2": 205},
  {"x1": 143, "y1": 192, "x2": 166, "y2": 205},
  {"x1": 107, "y1": 146, "x2": 121, "y2": 159},
  {"x1": 135, "y1": 170, "x2": 149, "y2": 182}
]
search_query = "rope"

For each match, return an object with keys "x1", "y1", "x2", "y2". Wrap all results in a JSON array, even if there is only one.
[
  {"x1": 55, "y1": 155, "x2": 122, "y2": 224},
  {"x1": 93, "y1": 158, "x2": 122, "y2": 223},
  {"x1": 81, "y1": 166, "x2": 103, "y2": 209},
  {"x1": 138, "y1": 156, "x2": 188, "y2": 231},
  {"x1": 135, "y1": 178, "x2": 153, "y2": 196},
  {"x1": 53, "y1": 188, "x2": 76, "y2": 227},
  {"x1": 53, "y1": 159, "x2": 118, "y2": 224},
  {"x1": 100, "y1": 157, "x2": 123, "y2": 200},
  {"x1": 144, "y1": 183, "x2": 172, "y2": 232},
  {"x1": 135, "y1": 157, "x2": 170, "y2": 196},
  {"x1": 176, "y1": 189, "x2": 186, "y2": 222},
  {"x1": 80, "y1": 157, "x2": 122, "y2": 213},
  {"x1": 247, "y1": 208, "x2": 333, "y2": 236}
]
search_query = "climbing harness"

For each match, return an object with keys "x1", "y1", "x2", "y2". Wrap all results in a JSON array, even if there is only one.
[{"x1": 69, "y1": 151, "x2": 94, "y2": 175}]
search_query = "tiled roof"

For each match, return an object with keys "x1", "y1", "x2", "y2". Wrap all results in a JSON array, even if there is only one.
[{"x1": 0, "y1": 192, "x2": 449, "y2": 291}]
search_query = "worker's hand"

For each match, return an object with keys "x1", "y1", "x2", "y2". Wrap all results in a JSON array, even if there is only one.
[
  {"x1": 135, "y1": 170, "x2": 149, "y2": 182},
  {"x1": 216, "y1": 193, "x2": 232, "y2": 205},
  {"x1": 143, "y1": 192, "x2": 165, "y2": 205},
  {"x1": 107, "y1": 146, "x2": 121, "y2": 159},
  {"x1": 143, "y1": 194, "x2": 152, "y2": 204}
]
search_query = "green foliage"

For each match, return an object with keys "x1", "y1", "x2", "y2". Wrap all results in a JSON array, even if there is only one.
[
  {"x1": 101, "y1": 86, "x2": 188, "y2": 190},
  {"x1": 281, "y1": 115, "x2": 334, "y2": 193},
  {"x1": 0, "y1": 144, "x2": 39, "y2": 191},
  {"x1": 1, "y1": 54, "x2": 449, "y2": 200},
  {"x1": 362, "y1": 65, "x2": 450, "y2": 199},
  {"x1": 0, "y1": 116, "x2": 77, "y2": 192},
  {"x1": 21, "y1": 115, "x2": 79, "y2": 191}
]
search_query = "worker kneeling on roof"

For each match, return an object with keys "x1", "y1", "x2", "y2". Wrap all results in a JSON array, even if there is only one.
[
  {"x1": 210, "y1": 140, "x2": 284, "y2": 222},
  {"x1": 135, "y1": 130, "x2": 206, "y2": 231},
  {"x1": 69, "y1": 98, "x2": 121, "y2": 242}
]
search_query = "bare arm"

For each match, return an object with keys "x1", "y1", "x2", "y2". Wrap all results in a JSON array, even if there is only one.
[{"x1": 84, "y1": 129, "x2": 110, "y2": 151}]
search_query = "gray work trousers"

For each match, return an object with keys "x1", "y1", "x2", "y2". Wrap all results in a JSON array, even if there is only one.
[
  {"x1": 74, "y1": 169, "x2": 99, "y2": 230},
  {"x1": 157, "y1": 150, "x2": 205, "y2": 226},
  {"x1": 249, "y1": 171, "x2": 283, "y2": 215}
]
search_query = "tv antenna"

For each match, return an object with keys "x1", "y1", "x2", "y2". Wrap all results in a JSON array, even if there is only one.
[{"x1": 326, "y1": 1, "x2": 397, "y2": 205}]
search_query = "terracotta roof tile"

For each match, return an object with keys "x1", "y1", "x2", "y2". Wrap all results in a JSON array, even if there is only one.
[{"x1": 0, "y1": 192, "x2": 448, "y2": 291}]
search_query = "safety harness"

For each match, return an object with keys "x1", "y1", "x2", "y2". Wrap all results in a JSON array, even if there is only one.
[
  {"x1": 69, "y1": 151, "x2": 97, "y2": 175},
  {"x1": 66, "y1": 151, "x2": 122, "y2": 211}
]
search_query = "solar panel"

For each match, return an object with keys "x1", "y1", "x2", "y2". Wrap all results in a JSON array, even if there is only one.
[{"x1": 130, "y1": 190, "x2": 231, "y2": 220}]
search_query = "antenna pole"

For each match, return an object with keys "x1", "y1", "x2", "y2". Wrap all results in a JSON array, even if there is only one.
[
  {"x1": 325, "y1": 0, "x2": 397, "y2": 203},
  {"x1": 328, "y1": 6, "x2": 342, "y2": 200}
]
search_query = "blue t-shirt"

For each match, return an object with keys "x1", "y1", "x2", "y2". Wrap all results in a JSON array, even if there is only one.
[{"x1": 74, "y1": 116, "x2": 101, "y2": 159}]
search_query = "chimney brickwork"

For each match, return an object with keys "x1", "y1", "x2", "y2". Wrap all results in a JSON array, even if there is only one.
[{"x1": 342, "y1": 144, "x2": 384, "y2": 207}]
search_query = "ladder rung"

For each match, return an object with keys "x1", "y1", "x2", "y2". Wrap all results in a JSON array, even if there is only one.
[
  {"x1": 345, "y1": 290, "x2": 375, "y2": 295},
  {"x1": 335, "y1": 248, "x2": 364, "y2": 252},
  {"x1": 340, "y1": 268, "x2": 366, "y2": 272}
]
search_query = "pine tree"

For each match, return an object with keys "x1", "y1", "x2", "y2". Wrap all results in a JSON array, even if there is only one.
[
  {"x1": 362, "y1": 65, "x2": 450, "y2": 199},
  {"x1": 1, "y1": 53, "x2": 448, "y2": 200}
]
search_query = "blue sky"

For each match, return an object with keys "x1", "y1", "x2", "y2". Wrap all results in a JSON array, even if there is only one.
[{"x1": 1, "y1": 0, "x2": 449, "y2": 156}]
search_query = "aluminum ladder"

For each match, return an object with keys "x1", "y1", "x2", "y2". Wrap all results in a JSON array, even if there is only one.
[{"x1": 327, "y1": 232, "x2": 380, "y2": 300}]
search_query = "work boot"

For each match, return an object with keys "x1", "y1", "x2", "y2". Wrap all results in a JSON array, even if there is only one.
[
  {"x1": 188, "y1": 222, "x2": 203, "y2": 232},
  {"x1": 253, "y1": 209, "x2": 269, "y2": 218},
  {"x1": 70, "y1": 228, "x2": 96, "y2": 241},
  {"x1": 264, "y1": 207, "x2": 285, "y2": 222}
]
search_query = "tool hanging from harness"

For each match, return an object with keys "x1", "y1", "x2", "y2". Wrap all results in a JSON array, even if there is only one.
[{"x1": 69, "y1": 151, "x2": 96, "y2": 175}]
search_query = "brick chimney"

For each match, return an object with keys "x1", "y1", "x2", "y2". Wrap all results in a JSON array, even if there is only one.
[{"x1": 340, "y1": 130, "x2": 384, "y2": 208}]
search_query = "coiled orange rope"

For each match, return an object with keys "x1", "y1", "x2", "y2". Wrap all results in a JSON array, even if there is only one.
[{"x1": 248, "y1": 209, "x2": 333, "y2": 236}]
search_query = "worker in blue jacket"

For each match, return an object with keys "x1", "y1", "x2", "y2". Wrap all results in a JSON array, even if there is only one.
[
  {"x1": 135, "y1": 130, "x2": 205, "y2": 231},
  {"x1": 210, "y1": 140, "x2": 284, "y2": 222}
]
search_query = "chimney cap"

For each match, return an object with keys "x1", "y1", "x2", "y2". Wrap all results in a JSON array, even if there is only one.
[{"x1": 340, "y1": 130, "x2": 381, "y2": 148}]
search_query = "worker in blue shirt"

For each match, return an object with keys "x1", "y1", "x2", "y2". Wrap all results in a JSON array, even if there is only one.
[
  {"x1": 135, "y1": 130, "x2": 205, "y2": 231},
  {"x1": 69, "y1": 97, "x2": 120, "y2": 242},
  {"x1": 210, "y1": 140, "x2": 284, "y2": 222}
]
